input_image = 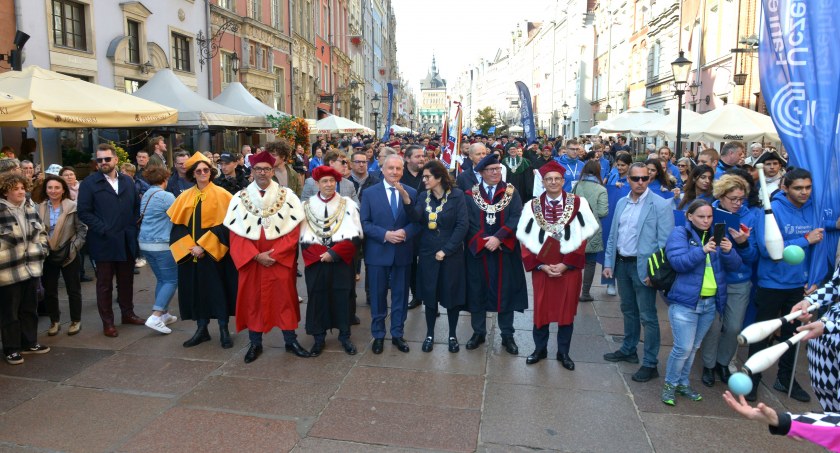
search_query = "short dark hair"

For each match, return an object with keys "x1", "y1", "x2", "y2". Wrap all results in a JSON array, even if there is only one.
[
  {"x1": 323, "y1": 150, "x2": 342, "y2": 165},
  {"x1": 581, "y1": 160, "x2": 602, "y2": 183},
  {"x1": 38, "y1": 174, "x2": 71, "y2": 202},
  {"x1": 351, "y1": 150, "x2": 367, "y2": 160},
  {"x1": 721, "y1": 141, "x2": 745, "y2": 158},
  {"x1": 266, "y1": 139, "x2": 292, "y2": 160},
  {"x1": 185, "y1": 160, "x2": 218, "y2": 182},
  {"x1": 614, "y1": 153, "x2": 633, "y2": 166},
  {"x1": 783, "y1": 168, "x2": 812, "y2": 187},
  {"x1": 404, "y1": 144, "x2": 424, "y2": 159},
  {"x1": 97, "y1": 143, "x2": 116, "y2": 155},
  {"x1": 143, "y1": 165, "x2": 171, "y2": 186},
  {"x1": 422, "y1": 160, "x2": 453, "y2": 192},
  {"x1": 173, "y1": 150, "x2": 190, "y2": 160},
  {"x1": 59, "y1": 166, "x2": 76, "y2": 177},
  {"x1": 685, "y1": 199, "x2": 712, "y2": 217}
]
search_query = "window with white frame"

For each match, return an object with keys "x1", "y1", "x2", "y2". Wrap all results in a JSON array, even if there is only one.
[
  {"x1": 272, "y1": 0, "x2": 283, "y2": 30},
  {"x1": 221, "y1": 52, "x2": 235, "y2": 85},
  {"x1": 126, "y1": 19, "x2": 140, "y2": 63},
  {"x1": 274, "y1": 67, "x2": 286, "y2": 111}
]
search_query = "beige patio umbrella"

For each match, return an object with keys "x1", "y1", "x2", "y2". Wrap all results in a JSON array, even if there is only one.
[
  {"x1": 0, "y1": 91, "x2": 33, "y2": 126},
  {"x1": 0, "y1": 66, "x2": 178, "y2": 164},
  {"x1": 316, "y1": 114, "x2": 371, "y2": 134},
  {"x1": 680, "y1": 104, "x2": 780, "y2": 143}
]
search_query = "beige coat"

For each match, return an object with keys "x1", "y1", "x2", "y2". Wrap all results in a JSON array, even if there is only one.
[{"x1": 37, "y1": 198, "x2": 87, "y2": 267}]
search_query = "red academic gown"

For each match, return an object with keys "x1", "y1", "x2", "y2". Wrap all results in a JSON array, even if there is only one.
[
  {"x1": 520, "y1": 194, "x2": 587, "y2": 327},
  {"x1": 230, "y1": 226, "x2": 301, "y2": 333}
]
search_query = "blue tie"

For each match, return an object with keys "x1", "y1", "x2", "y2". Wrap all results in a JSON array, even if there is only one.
[
  {"x1": 486, "y1": 185, "x2": 494, "y2": 199},
  {"x1": 389, "y1": 187, "x2": 398, "y2": 219}
]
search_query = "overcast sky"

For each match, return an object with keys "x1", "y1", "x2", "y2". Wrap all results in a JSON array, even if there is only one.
[{"x1": 393, "y1": 0, "x2": 554, "y2": 101}]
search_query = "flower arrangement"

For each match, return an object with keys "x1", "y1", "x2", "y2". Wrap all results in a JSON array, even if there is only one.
[{"x1": 267, "y1": 114, "x2": 310, "y2": 154}]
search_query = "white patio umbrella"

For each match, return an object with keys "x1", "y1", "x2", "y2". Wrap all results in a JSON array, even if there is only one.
[
  {"x1": 316, "y1": 114, "x2": 371, "y2": 134},
  {"x1": 591, "y1": 107, "x2": 664, "y2": 134},
  {"x1": 679, "y1": 104, "x2": 780, "y2": 143},
  {"x1": 633, "y1": 109, "x2": 703, "y2": 140}
]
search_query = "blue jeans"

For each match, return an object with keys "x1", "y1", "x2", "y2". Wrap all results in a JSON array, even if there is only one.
[
  {"x1": 665, "y1": 297, "x2": 717, "y2": 386},
  {"x1": 142, "y1": 249, "x2": 178, "y2": 312},
  {"x1": 616, "y1": 259, "x2": 660, "y2": 367}
]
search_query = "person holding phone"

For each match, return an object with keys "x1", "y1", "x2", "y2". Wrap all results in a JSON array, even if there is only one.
[{"x1": 660, "y1": 199, "x2": 742, "y2": 406}]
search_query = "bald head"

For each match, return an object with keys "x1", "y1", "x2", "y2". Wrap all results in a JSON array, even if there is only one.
[{"x1": 468, "y1": 143, "x2": 488, "y2": 165}]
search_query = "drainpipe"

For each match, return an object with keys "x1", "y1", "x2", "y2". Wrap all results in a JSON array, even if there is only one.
[
  {"x1": 205, "y1": 0, "x2": 213, "y2": 98},
  {"x1": 289, "y1": 0, "x2": 294, "y2": 115}
]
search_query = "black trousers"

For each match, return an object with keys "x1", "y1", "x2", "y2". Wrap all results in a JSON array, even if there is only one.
[
  {"x1": 43, "y1": 256, "x2": 82, "y2": 323},
  {"x1": 95, "y1": 261, "x2": 136, "y2": 326},
  {"x1": 533, "y1": 323, "x2": 574, "y2": 354},
  {"x1": 0, "y1": 278, "x2": 39, "y2": 355},
  {"x1": 747, "y1": 286, "x2": 804, "y2": 384}
]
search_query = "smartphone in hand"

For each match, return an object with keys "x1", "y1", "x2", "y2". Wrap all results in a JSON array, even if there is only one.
[{"x1": 713, "y1": 222, "x2": 726, "y2": 245}]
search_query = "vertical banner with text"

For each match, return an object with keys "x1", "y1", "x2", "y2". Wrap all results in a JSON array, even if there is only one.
[
  {"x1": 515, "y1": 81, "x2": 538, "y2": 145},
  {"x1": 382, "y1": 82, "x2": 394, "y2": 142}
]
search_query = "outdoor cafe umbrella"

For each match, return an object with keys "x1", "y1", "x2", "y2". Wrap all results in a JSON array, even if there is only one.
[
  {"x1": 0, "y1": 91, "x2": 33, "y2": 126},
  {"x1": 590, "y1": 106, "x2": 664, "y2": 135},
  {"x1": 679, "y1": 103, "x2": 780, "y2": 143},
  {"x1": 632, "y1": 109, "x2": 702, "y2": 140},
  {"x1": 0, "y1": 66, "x2": 178, "y2": 164},
  {"x1": 316, "y1": 114, "x2": 372, "y2": 134}
]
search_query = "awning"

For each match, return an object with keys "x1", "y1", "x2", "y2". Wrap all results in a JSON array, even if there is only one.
[
  {"x1": 0, "y1": 91, "x2": 33, "y2": 126},
  {"x1": 133, "y1": 69, "x2": 266, "y2": 128},
  {"x1": 680, "y1": 104, "x2": 780, "y2": 143},
  {"x1": 632, "y1": 109, "x2": 703, "y2": 139},
  {"x1": 316, "y1": 114, "x2": 373, "y2": 134},
  {"x1": 591, "y1": 107, "x2": 664, "y2": 135},
  {"x1": 213, "y1": 82, "x2": 288, "y2": 118}
]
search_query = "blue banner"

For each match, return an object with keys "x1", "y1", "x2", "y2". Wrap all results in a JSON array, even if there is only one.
[
  {"x1": 515, "y1": 81, "x2": 537, "y2": 145},
  {"x1": 382, "y1": 82, "x2": 394, "y2": 142},
  {"x1": 759, "y1": 0, "x2": 840, "y2": 284}
]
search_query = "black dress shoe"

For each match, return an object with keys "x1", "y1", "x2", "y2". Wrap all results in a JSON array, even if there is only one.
[
  {"x1": 183, "y1": 325, "x2": 211, "y2": 348},
  {"x1": 244, "y1": 344, "x2": 263, "y2": 363},
  {"x1": 392, "y1": 337, "x2": 410, "y2": 353},
  {"x1": 341, "y1": 341, "x2": 357, "y2": 355},
  {"x1": 465, "y1": 333, "x2": 486, "y2": 350},
  {"x1": 716, "y1": 363, "x2": 732, "y2": 383},
  {"x1": 309, "y1": 341, "x2": 325, "y2": 357},
  {"x1": 351, "y1": 315, "x2": 361, "y2": 325},
  {"x1": 407, "y1": 298, "x2": 422, "y2": 309},
  {"x1": 285, "y1": 341, "x2": 311, "y2": 358},
  {"x1": 501, "y1": 335, "x2": 519, "y2": 355},
  {"x1": 448, "y1": 337, "x2": 459, "y2": 353},
  {"x1": 557, "y1": 353, "x2": 575, "y2": 370},
  {"x1": 372, "y1": 338, "x2": 384, "y2": 354},
  {"x1": 701, "y1": 367, "x2": 715, "y2": 388},
  {"x1": 526, "y1": 349, "x2": 547, "y2": 365},
  {"x1": 773, "y1": 378, "x2": 811, "y2": 403},
  {"x1": 631, "y1": 366, "x2": 659, "y2": 382},
  {"x1": 422, "y1": 336, "x2": 434, "y2": 352},
  {"x1": 219, "y1": 326, "x2": 233, "y2": 349}
]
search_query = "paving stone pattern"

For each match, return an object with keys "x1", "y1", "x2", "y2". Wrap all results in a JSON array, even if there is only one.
[{"x1": 0, "y1": 263, "x2": 823, "y2": 452}]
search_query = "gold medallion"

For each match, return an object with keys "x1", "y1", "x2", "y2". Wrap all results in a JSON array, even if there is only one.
[
  {"x1": 428, "y1": 221, "x2": 438, "y2": 230},
  {"x1": 428, "y1": 212, "x2": 438, "y2": 221}
]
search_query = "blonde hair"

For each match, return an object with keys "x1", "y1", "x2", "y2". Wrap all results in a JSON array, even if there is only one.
[
  {"x1": 120, "y1": 162, "x2": 136, "y2": 175},
  {"x1": 713, "y1": 174, "x2": 750, "y2": 199}
]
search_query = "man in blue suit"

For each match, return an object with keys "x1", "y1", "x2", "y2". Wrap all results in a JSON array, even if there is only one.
[
  {"x1": 602, "y1": 163, "x2": 674, "y2": 383},
  {"x1": 456, "y1": 143, "x2": 487, "y2": 192},
  {"x1": 360, "y1": 154, "x2": 420, "y2": 354}
]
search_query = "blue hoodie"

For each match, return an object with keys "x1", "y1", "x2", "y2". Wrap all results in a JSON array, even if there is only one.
[
  {"x1": 755, "y1": 191, "x2": 834, "y2": 288},
  {"x1": 553, "y1": 154, "x2": 583, "y2": 192},
  {"x1": 712, "y1": 200, "x2": 760, "y2": 283}
]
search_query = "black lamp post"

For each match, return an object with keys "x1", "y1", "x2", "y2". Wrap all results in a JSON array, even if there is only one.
[
  {"x1": 671, "y1": 50, "x2": 692, "y2": 159},
  {"x1": 371, "y1": 94, "x2": 381, "y2": 137},
  {"x1": 605, "y1": 104, "x2": 613, "y2": 115},
  {"x1": 561, "y1": 101, "x2": 570, "y2": 138}
]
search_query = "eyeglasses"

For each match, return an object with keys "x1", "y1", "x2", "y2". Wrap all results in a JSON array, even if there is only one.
[
  {"x1": 193, "y1": 168, "x2": 211, "y2": 175},
  {"x1": 96, "y1": 157, "x2": 113, "y2": 163},
  {"x1": 483, "y1": 167, "x2": 502, "y2": 173},
  {"x1": 677, "y1": 164, "x2": 687, "y2": 168},
  {"x1": 568, "y1": 148, "x2": 581, "y2": 153},
  {"x1": 421, "y1": 175, "x2": 435, "y2": 180},
  {"x1": 543, "y1": 177, "x2": 563, "y2": 183},
  {"x1": 629, "y1": 176, "x2": 650, "y2": 182},
  {"x1": 252, "y1": 167, "x2": 273, "y2": 173},
  {"x1": 340, "y1": 161, "x2": 348, "y2": 165},
  {"x1": 723, "y1": 195, "x2": 746, "y2": 205},
  {"x1": 352, "y1": 160, "x2": 367, "y2": 164}
]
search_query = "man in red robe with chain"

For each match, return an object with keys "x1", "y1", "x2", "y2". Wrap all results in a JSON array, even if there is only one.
[
  {"x1": 300, "y1": 166, "x2": 363, "y2": 356},
  {"x1": 516, "y1": 161, "x2": 599, "y2": 369},
  {"x1": 224, "y1": 150, "x2": 310, "y2": 363}
]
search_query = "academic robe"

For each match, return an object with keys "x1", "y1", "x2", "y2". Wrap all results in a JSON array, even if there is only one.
[
  {"x1": 224, "y1": 182, "x2": 305, "y2": 333},
  {"x1": 299, "y1": 194, "x2": 363, "y2": 335},
  {"x1": 167, "y1": 184, "x2": 237, "y2": 321},
  {"x1": 502, "y1": 157, "x2": 533, "y2": 203},
  {"x1": 516, "y1": 192, "x2": 599, "y2": 327},
  {"x1": 464, "y1": 181, "x2": 528, "y2": 314}
]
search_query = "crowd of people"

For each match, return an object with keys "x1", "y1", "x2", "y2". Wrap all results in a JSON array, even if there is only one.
[{"x1": 1, "y1": 132, "x2": 839, "y2": 440}]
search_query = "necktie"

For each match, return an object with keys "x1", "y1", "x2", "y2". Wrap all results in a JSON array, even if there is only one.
[
  {"x1": 259, "y1": 189, "x2": 266, "y2": 197},
  {"x1": 389, "y1": 187, "x2": 398, "y2": 219},
  {"x1": 487, "y1": 185, "x2": 494, "y2": 199},
  {"x1": 550, "y1": 200, "x2": 559, "y2": 207}
]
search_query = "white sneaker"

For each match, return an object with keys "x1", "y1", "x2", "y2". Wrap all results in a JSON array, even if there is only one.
[
  {"x1": 145, "y1": 315, "x2": 171, "y2": 334},
  {"x1": 135, "y1": 257, "x2": 147, "y2": 268},
  {"x1": 161, "y1": 313, "x2": 178, "y2": 325},
  {"x1": 606, "y1": 284, "x2": 617, "y2": 296}
]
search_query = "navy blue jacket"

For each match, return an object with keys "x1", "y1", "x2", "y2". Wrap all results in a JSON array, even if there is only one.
[
  {"x1": 711, "y1": 200, "x2": 760, "y2": 284},
  {"x1": 360, "y1": 182, "x2": 420, "y2": 266},
  {"x1": 77, "y1": 172, "x2": 139, "y2": 261},
  {"x1": 666, "y1": 225, "x2": 743, "y2": 313}
]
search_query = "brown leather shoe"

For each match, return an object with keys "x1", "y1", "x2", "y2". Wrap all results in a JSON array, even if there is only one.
[
  {"x1": 121, "y1": 315, "x2": 145, "y2": 326},
  {"x1": 103, "y1": 325, "x2": 118, "y2": 337}
]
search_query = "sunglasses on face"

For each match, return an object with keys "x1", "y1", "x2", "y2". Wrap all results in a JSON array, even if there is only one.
[
  {"x1": 193, "y1": 168, "x2": 211, "y2": 175},
  {"x1": 629, "y1": 176, "x2": 650, "y2": 182},
  {"x1": 96, "y1": 157, "x2": 113, "y2": 163}
]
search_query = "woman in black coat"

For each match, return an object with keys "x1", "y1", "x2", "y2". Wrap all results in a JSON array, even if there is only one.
[{"x1": 407, "y1": 160, "x2": 468, "y2": 353}]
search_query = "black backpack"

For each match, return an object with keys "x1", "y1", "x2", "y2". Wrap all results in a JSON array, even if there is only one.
[{"x1": 647, "y1": 247, "x2": 676, "y2": 293}]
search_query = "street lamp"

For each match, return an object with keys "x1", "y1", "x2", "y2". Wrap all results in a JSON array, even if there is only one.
[
  {"x1": 561, "y1": 101, "x2": 570, "y2": 137},
  {"x1": 371, "y1": 94, "x2": 381, "y2": 137},
  {"x1": 605, "y1": 104, "x2": 613, "y2": 115},
  {"x1": 671, "y1": 50, "x2": 692, "y2": 159}
]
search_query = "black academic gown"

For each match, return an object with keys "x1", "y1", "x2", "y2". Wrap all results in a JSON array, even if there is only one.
[
  {"x1": 464, "y1": 182, "x2": 528, "y2": 314},
  {"x1": 170, "y1": 201, "x2": 238, "y2": 321}
]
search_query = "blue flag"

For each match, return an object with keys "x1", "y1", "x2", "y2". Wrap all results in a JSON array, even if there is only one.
[
  {"x1": 759, "y1": 0, "x2": 840, "y2": 284},
  {"x1": 515, "y1": 81, "x2": 537, "y2": 145},
  {"x1": 382, "y1": 82, "x2": 394, "y2": 142}
]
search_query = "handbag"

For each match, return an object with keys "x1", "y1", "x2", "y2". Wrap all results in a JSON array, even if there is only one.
[
  {"x1": 137, "y1": 189, "x2": 164, "y2": 228},
  {"x1": 46, "y1": 240, "x2": 71, "y2": 266}
]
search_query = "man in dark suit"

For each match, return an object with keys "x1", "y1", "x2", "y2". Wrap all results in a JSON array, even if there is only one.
[
  {"x1": 360, "y1": 154, "x2": 420, "y2": 354},
  {"x1": 77, "y1": 143, "x2": 144, "y2": 337},
  {"x1": 456, "y1": 143, "x2": 488, "y2": 192},
  {"x1": 400, "y1": 145, "x2": 426, "y2": 310}
]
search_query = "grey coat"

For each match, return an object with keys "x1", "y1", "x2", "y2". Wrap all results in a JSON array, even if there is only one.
[{"x1": 571, "y1": 177, "x2": 608, "y2": 253}]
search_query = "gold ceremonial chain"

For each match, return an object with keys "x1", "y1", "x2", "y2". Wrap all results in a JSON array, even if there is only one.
[
  {"x1": 239, "y1": 187, "x2": 287, "y2": 219},
  {"x1": 303, "y1": 197, "x2": 347, "y2": 242},
  {"x1": 425, "y1": 189, "x2": 450, "y2": 230},
  {"x1": 471, "y1": 184, "x2": 515, "y2": 226},
  {"x1": 531, "y1": 194, "x2": 576, "y2": 236}
]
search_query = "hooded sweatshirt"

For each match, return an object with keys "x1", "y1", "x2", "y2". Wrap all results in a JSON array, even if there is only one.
[{"x1": 553, "y1": 154, "x2": 583, "y2": 192}]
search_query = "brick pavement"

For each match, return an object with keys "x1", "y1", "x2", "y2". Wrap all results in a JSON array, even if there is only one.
[{"x1": 0, "y1": 262, "x2": 824, "y2": 452}]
